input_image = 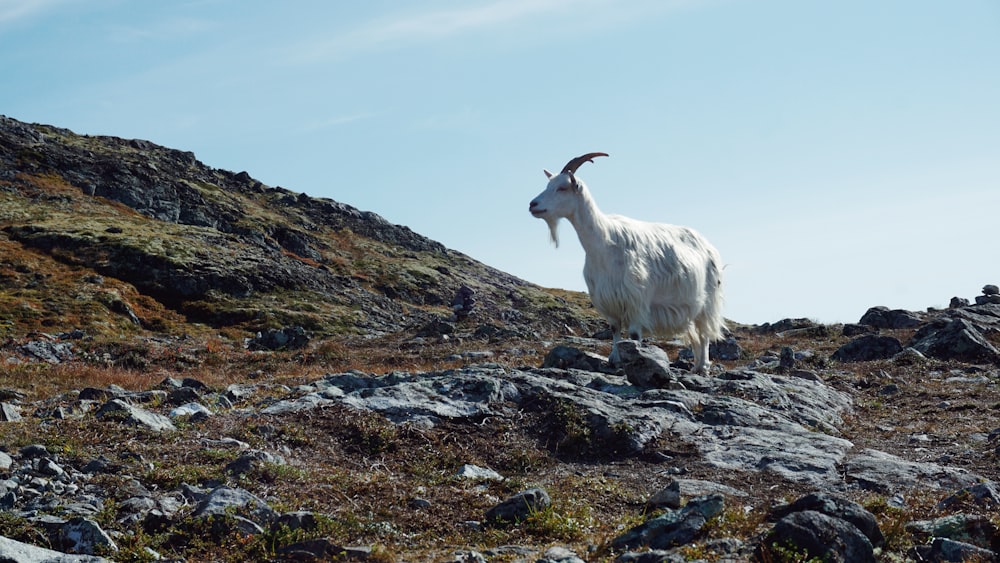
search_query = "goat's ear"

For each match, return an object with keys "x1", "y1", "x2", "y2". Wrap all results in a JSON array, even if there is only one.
[
  {"x1": 568, "y1": 173, "x2": 582, "y2": 192},
  {"x1": 543, "y1": 169, "x2": 554, "y2": 179}
]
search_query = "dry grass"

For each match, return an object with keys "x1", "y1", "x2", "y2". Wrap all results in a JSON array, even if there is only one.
[{"x1": 1, "y1": 302, "x2": 999, "y2": 560}]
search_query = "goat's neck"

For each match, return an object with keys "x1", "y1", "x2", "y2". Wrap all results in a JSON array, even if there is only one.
[{"x1": 566, "y1": 191, "x2": 611, "y2": 254}]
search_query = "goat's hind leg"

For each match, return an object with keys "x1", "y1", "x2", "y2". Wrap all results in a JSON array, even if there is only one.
[{"x1": 692, "y1": 336, "x2": 711, "y2": 375}]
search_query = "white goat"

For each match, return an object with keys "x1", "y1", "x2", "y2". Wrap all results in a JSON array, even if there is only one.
[{"x1": 528, "y1": 153, "x2": 725, "y2": 374}]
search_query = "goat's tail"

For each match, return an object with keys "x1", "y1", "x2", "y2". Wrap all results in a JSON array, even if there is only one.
[{"x1": 697, "y1": 254, "x2": 726, "y2": 342}]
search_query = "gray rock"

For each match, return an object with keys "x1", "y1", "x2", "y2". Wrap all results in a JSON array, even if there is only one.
[
  {"x1": 224, "y1": 450, "x2": 286, "y2": 476},
  {"x1": 95, "y1": 399, "x2": 176, "y2": 432},
  {"x1": 831, "y1": 334, "x2": 903, "y2": 362},
  {"x1": 843, "y1": 323, "x2": 875, "y2": 337},
  {"x1": 191, "y1": 486, "x2": 278, "y2": 526},
  {"x1": 646, "y1": 480, "x2": 681, "y2": 510},
  {"x1": 303, "y1": 362, "x2": 858, "y2": 486},
  {"x1": 672, "y1": 478, "x2": 748, "y2": 498},
  {"x1": 260, "y1": 392, "x2": 335, "y2": 415},
  {"x1": 539, "y1": 546, "x2": 586, "y2": 563},
  {"x1": 709, "y1": 336, "x2": 742, "y2": 361},
  {"x1": 485, "y1": 488, "x2": 550, "y2": 525},
  {"x1": 19, "y1": 340, "x2": 76, "y2": 364},
  {"x1": 770, "y1": 492, "x2": 884, "y2": 547},
  {"x1": 950, "y1": 296, "x2": 971, "y2": 308},
  {"x1": 761, "y1": 510, "x2": 875, "y2": 563},
  {"x1": 166, "y1": 386, "x2": 202, "y2": 405},
  {"x1": 0, "y1": 534, "x2": 111, "y2": 562},
  {"x1": 614, "y1": 551, "x2": 686, "y2": 563},
  {"x1": 910, "y1": 318, "x2": 1000, "y2": 364},
  {"x1": 843, "y1": 449, "x2": 979, "y2": 493},
  {"x1": 542, "y1": 345, "x2": 610, "y2": 372},
  {"x1": 273, "y1": 511, "x2": 319, "y2": 532},
  {"x1": 416, "y1": 318, "x2": 455, "y2": 337},
  {"x1": 330, "y1": 368, "x2": 521, "y2": 426},
  {"x1": 36, "y1": 457, "x2": 65, "y2": 477},
  {"x1": 0, "y1": 402, "x2": 21, "y2": 421},
  {"x1": 937, "y1": 481, "x2": 1000, "y2": 510},
  {"x1": 917, "y1": 537, "x2": 998, "y2": 563},
  {"x1": 906, "y1": 513, "x2": 997, "y2": 549},
  {"x1": 612, "y1": 494, "x2": 724, "y2": 550},
  {"x1": 276, "y1": 540, "x2": 370, "y2": 561},
  {"x1": 859, "y1": 306, "x2": 923, "y2": 329},
  {"x1": 59, "y1": 517, "x2": 118, "y2": 555},
  {"x1": 455, "y1": 464, "x2": 504, "y2": 481},
  {"x1": 985, "y1": 285, "x2": 1000, "y2": 296},
  {"x1": 20, "y1": 444, "x2": 50, "y2": 458},
  {"x1": 247, "y1": 326, "x2": 309, "y2": 351},
  {"x1": 613, "y1": 340, "x2": 683, "y2": 388},
  {"x1": 168, "y1": 402, "x2": 213, "y2": 419}
]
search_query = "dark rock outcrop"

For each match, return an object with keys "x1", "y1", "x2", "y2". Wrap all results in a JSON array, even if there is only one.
[{"x1": 832, "y1": 334, "x2": 903, "y2": 362}]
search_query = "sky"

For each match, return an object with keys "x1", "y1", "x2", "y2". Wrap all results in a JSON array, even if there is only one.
[{"x1": 2, "y1": 0, "x2": 998, "y2": 325}]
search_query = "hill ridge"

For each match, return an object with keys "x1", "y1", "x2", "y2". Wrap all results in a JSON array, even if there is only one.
[{"x1": 0, "y1": 115, "x2": 600, "y2": 339}]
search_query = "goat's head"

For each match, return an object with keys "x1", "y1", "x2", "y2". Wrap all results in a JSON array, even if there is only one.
[{"x1": 528, "y1": 152, "x2": 608, "y2": 246}]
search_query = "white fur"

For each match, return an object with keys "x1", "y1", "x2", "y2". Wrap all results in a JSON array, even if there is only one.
[{"x1": 529, "y1": 155, "x2": 724, "y2": 374}]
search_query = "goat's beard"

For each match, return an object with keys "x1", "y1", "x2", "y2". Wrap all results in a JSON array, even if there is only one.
[{"x1": 544, "y1": 216, "x2": 561, "y2": 247}]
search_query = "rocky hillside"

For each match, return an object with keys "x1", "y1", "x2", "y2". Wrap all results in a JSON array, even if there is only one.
[
  {"x1": 1, "y1": 116, "x2": 1000, "y2": 562},
  {"x1": 0, "y1": 115, "x2": 601, "y2": 341}
]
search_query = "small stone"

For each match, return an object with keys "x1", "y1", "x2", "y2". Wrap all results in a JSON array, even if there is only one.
[
  {"x1": 485, "y1": 488, "x2": 550, "y2": 525},
  {"x1": 646, "y1": 480, "x2": 681, "y2": 510},
  {"x1": 455, "y1": 464, "x2": 504, "y2": 481},
  {"x1": 408, "y1": 498, "x2": 432, "y2": 509},
  {"x1": 0, "y1": 403, "x2": 21, "y2": 421}
]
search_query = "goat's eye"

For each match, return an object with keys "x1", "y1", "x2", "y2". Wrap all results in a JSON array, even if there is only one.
[{"x1": 556, "y1": 185, "x2": 569, "y2": 192}]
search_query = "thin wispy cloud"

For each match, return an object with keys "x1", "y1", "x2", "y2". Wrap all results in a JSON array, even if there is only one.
[
  {"x1": 107, "y1": 17, "x2": 217, "y2": 43},
  {"x1": 288, "y1": 0, "x2": 593, "y2": 64},
  {"x1": 300, "y1": 112, "x2": 379, "y2": 132},
  {"x1": 0, "y1": 0, "x2": 72, "y2": 25}
]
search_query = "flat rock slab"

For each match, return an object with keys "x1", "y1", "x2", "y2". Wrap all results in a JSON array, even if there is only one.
[
  {"x1": 272, "y1": 361, "x2": 982, "y2": 491},
  {"x1": 0, "y1": 534, "x2": 111, "y2": 562}
]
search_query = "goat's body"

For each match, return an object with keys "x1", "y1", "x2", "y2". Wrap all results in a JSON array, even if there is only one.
[
  {"x1": 573, "y1": 209, "x2": 724, "y2": 372},
  {"x1": 530, "y1": 153, "x2": 724, "y2": 374}
]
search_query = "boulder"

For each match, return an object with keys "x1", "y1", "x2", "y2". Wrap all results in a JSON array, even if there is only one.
[
  {"x1": 247, "y1": 326, "x2": 309, "y2": 351},
  {"x1": 191, "y1": 486, "x2": 278, "y2": 529},
  {"x1": 831, "y1": 335, "x2": 903, "y2": 362},
  {"x1": 94, "y1": 399, "x2": 176, "y2": 432},
  {"x1": 769, "y1": 492, "x2": 883, "y2": 547},
  {"x1": 909, "y1": 318, "x2": 1000, "y2": 364},
  {"x1": 858, "y1": 306, "x2": 923, "y2": 329},
  {"x1": 485, "y1": 488, "x2": 551, "y2": 525},
  {"x1": 906, "y1": 513, "x2": 997, "y2": 550},
  {"x1": 542, "y1": 345, "x2": 609, "y2": 372},
  {"x1": 612, "y1": 340, "x2": 682, "y2": 388},
  {"x1": 937, "y1": 481, "x2": 1000, "y2": 510},
  {"x1": 58, "y1": 517, "x2": 118, "y2": 555},
  {"x1": 0, "y1": 534, "x2": 111, "y2": 562},
  {"x1": 912, "y1": 538, "x2": 998, "y2": 563},
  {"x1": 612, "y1": 494, "x2": 724, "y2": 550},
  {"x1": 760, "y1": 510, "x2": 875, "y2": 563}
]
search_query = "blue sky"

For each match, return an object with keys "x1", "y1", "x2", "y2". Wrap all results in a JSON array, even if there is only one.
[{"x1": 2, "y1": 0, "x2": 998, "y2": 325}]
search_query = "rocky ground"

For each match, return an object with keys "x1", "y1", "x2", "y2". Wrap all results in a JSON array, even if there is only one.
[
  {"x1": 0, "y1": 293, "x2": 999, "y2": 562},
  {"x1": 2, "y1": 116, "x2": 1000, "y2": 561}
]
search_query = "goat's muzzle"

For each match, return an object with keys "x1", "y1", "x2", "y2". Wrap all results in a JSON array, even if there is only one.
[{"x1": 529, "y1": 200, "x2": 546, "y2": 217}]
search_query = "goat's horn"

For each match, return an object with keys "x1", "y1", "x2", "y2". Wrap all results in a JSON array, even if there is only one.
[{"x1": 561, "y1": 152, "x2": 609, "y2": 175}]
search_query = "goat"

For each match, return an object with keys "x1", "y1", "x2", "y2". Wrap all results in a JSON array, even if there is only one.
[{"x1": 528, "y1": 152, "x2": 725, "y2": 374}]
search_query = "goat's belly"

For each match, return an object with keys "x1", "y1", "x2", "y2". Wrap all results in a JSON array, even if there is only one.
[
  {"x1": 589, "y1": 286, "x2": 636, "y2": 325},
  {"x1": 646, "y1": 303, "x2": 695, "y2": 335}
]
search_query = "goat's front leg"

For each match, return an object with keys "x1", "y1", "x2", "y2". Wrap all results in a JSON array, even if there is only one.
[{"x1": 608, "y1": 322, "x2": 623, "y2": 365}]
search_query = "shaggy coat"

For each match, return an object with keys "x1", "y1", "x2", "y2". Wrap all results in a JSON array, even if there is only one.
[{"x1": 529, "y1": 154, "x2": 724, "y2": 373}]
